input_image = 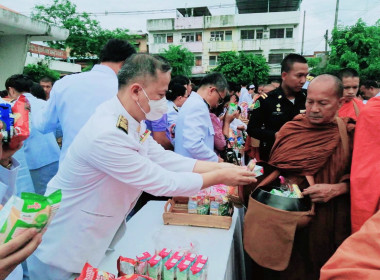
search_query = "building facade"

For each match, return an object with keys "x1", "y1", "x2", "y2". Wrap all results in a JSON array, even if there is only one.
[{"x1": 147, "y1": 7, "x2": 301, "y2": 77}]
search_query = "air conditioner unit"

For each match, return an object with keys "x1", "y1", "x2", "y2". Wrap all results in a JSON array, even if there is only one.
[
  {"x1": 263, "y1": 33, "x2": 269, "y2": 39},
  {"x1": 210, "y1": 37, "x2": 215, "y2": 41},
  {"x1": 215, "y1": 37, "x2": 221, "y2": 41}
]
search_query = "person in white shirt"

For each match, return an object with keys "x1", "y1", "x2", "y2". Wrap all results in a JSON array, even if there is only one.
[
  {"x1": 166, "y1": 82, "x2": 189, "y2": 144},
  {"x1": 239, "y1": 84, "x2": 253, "y2": 106},
  {"x1": 175, "y1": 73, "x2": 228, "y2": 162},
  {"x1": 33, "y1": 39, "x2": 136, "y2": 162},
  {"x1": 6, "y1": 76, "x2": 60, "y2": 195},
  {"x1": 27, "y1": 54, "x2": 257, "y2": 280}
]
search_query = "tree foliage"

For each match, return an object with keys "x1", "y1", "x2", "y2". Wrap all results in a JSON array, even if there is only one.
[
  {"x1": 31, "y1": 0, "x2": 138, "y2": 59},
  {"x1": 160, "y1": 45, "x2": 194, "y2": 77},
  {"x1": 23, "y1": 62, "x2": 60, "y2": 82},
  {"x1": 312, "y1": 19, "x2": 380, "y2": 80},
  {"x1": 213, "y1": 51, "x2": 269, "y2": 86}
]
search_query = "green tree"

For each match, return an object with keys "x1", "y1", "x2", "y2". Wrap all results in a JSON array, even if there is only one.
[
  {"x1": 314, "y1": 19, "x2": 380, "y2": 80},
  {"x1": 23, "y1": 62, "x2": 60, "y2": 82},
  {"x1": 31, "y1": 0, "x2": 137, "y2": 59},
  {"x1": 160, "y1": 45, "x2": 194, "y2": 77},
  {"x1": 213, "y1": 51, "x2": 269, "y2": 86}
]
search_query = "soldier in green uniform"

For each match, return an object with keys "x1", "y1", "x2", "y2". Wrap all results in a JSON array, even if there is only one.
[{"x1": 247, "y1": 53, "x2": 309, "y2": 161}]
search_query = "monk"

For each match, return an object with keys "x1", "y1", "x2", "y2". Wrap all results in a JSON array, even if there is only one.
[
  {"x1": 337, "y1": 68, "x2": 364, "y2": 120},
  {"x1": 250, "y1": 74, "x2": 355, "y2": 280},
  {"x1": 350, "y1": 94, "x2": 380, "y2": 233},
  {"x1": 320, "y1": 209, "x2": 380, "y2": 280}
]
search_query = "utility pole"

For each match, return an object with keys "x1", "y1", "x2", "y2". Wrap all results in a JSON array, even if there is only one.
[
  {"x1": 334, "y1": 0, "x2": 340, "y2": 29},
  {"x1": 324, "y1": 30, "x2": 328, "y2": 52},
  {"x1": 301, "y1": 10, "x2": 306, "y2": 55}
]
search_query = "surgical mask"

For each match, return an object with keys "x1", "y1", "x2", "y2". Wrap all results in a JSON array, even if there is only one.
[{"x1": 137, "y1": 87, "x2": 168, "y2": 121}]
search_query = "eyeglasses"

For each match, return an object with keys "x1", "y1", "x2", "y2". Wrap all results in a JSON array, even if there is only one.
[{"x1": 211, "y1": 87, "x2": 224, "y2": 105}]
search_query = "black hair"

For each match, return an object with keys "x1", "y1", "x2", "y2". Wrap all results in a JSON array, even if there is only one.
[
  {"x1": 281, "y1": 53, "x2": 307, "y2": 73},
  {"x1": 362, "y1": 80, "x2": 378, "y2": 89},
  {"x1": 337, "y1": 68, "x2": 359, "y2": 80},
  {"x1": 39, "y1": 76, "x2": 54, "y2": 84},
  {"x1": 5, "y1": 74, "x2": 33, "y2": 93},
  {"x1": 30, "y1": 82, "x2": 47, "y2": 100},
  {"x1": 0, "y1": 90, "x2": 8, "y2": 98},
  {"x1": 230, "y1": 93, "x2": 239, "y2": 103},
  {"x1": 118, "y1": 54, "x2": 172, "y2": 89},
  {"x1": 170, "y1": 75, "x2": 190, "y2": 86},
  {"x1": 166, "y1": 83, "x2": 187, "y2": 101},
  {"x1": 99, "y1": 39, "x2": 137, "y2": 63},
  {"x1": 199, "y1": 72, "x2": 228, "y2": 93},
  {"x1": 237, "y1": 106, "x2": 242, "y2": 114}
]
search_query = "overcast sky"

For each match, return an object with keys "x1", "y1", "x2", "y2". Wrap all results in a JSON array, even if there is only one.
[{"x1": 2, "y1": 0, "x2": 380, "y2": 55}]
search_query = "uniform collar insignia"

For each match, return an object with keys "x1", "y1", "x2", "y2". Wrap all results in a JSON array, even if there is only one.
[{"x1": 116, "y1": 115, "x2": 128, "y2": 134}]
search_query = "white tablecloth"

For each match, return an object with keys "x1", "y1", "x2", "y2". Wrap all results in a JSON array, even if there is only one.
[{"x1": 98, "y1": 201, "x2": 246, "y2": 280}]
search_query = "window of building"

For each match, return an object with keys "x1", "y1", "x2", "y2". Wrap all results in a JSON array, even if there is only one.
[
  {"x1": 209, "y1": 56, "x2": 218, "y2": 66},
  {"x1": 167, "y1": 34, "x2": 173, "y2": 43},
  {"x1": 225, "y1": 31, "x2": 232, "y2": 41},
  {"x1": 286, "y1": 28, "x2": 293, "y2": 38},
  {"x1": 196, "y1": 32, "x2": 202, "y2": 42},
  {"x1": 241, "y1": 30, "x2": 255, "y2": 40},
  {"x1": 268, "y1": 54, "x2": 284, "y2": 64},
  {"x1": 154, "y1": 34, "x2": 166, "y2": 44},
  {"x1": 256, "y1": 29, "x2": 263, "y2": 39},
  {"x1": 181, "y1": 33, "x2": 195, "y2": 42},
  {"x1": 210, "y1": 31, "x2": 224, "y2": 41},
  {"x1": 195, "y1": 56, "x2": 202, "y2": 66},
  {"x1": 270, "y1": 29, "x2": 285, "y2": 39}
]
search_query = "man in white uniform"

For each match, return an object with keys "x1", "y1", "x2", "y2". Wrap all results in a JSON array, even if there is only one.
[
  {"x1": 28, "y1": 54, "x2": 257, "y2": 279},
  {"x1": 33, "y1": 39, "x2": 136, "y2": 162},
  {"x1": 175, "y1": 73, "x2": 228, "y2": 162}
]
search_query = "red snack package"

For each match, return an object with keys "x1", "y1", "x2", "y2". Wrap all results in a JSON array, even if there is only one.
[
  {"x1": 9, "y1": 95, "x2": 30, "y2": 149},
  {"x1": 76, "y1": 263, "x2": 116, "y2": 280},
  {"x1": 117, "y1": 256, "x2": 137, "y2": 277}
]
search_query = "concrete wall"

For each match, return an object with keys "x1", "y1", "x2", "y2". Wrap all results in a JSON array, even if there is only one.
[
  {"x1": 25, "y1": 56, "x2": 81, "y2": 74},
  {"x1": 0, "y1": 35, "x2": 30, "y2": 90}
]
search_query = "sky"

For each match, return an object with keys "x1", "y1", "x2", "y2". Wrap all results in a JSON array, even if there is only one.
[{"x1": 2, "y1": 0, "x2": 380, "y2": 55}]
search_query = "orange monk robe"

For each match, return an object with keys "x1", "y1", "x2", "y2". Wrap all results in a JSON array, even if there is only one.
[
  {"x1": 338, "y1": 98, "x2": 364, "y2": 120},
  {"x1": 320, "y1": 209, "x2": 380, "y2": 280},
  {"x1": 350, "y1": 96, "x2": 380, "y2": 233}
]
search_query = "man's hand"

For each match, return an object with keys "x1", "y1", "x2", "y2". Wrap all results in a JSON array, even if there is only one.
[
  {"x1": 0, "y1": 228, "x2": 42, "y2": 280},
  {"x1": 302, "y1": 182, "x2": 349, "y2": 203}
]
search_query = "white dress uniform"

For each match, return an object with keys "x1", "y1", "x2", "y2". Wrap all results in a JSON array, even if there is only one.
[
  {"x1": 33, "y1": 65, "x2": 118, "y2": 163},
  {"x1": 29, "y1": 96, "x2": 203, "y2": 279},
  {"x1": 174, "y1": 92, "x2": 218, "y2": 162},
  {"x1": 239, "y1": 87, "x2": 253, "y2": 106}
]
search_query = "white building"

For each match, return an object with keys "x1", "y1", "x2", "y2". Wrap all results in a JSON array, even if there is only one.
[{"x1": 147, "y1": 5, "x2": 302, "y2": 78}]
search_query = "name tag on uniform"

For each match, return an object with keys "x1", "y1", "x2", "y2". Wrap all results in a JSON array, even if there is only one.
[{"x1": 272, "y1": 112, "x2": 283, "y2": 116}]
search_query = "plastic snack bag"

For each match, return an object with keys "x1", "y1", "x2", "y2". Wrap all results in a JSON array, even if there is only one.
[
  {"x1": 76, "y1": 263, "x2": 116, "y2": 280},
  {"x1": 118, "y1": 256, "x2": 137, "y2": 277},
  {"x1": 0, "y1": 190, "x2": 61, "y2": 244},
  {"x1": 8, "y1": 95, "x2": 31, "y2": 149},
  {"x1": 136, "y1": 252, "x2": 152, "y2": 275}
]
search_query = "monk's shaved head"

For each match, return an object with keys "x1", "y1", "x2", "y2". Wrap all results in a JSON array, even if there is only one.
[{"x1": 309, "y1": 74, "x2": 343, "y2": 99}]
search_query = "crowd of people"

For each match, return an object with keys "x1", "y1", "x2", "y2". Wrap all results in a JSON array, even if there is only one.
[{"x1": 0, "y1": 38, "x2": 378, "y2": 280}]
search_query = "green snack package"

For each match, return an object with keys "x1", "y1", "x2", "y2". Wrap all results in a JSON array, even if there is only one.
[{"x1": 0, "y1": 190, "x2": 62, "y2": 244}]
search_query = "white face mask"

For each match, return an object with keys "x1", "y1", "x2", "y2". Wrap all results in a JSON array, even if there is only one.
[{"x1": 137, "y1": 87, "x2": 168, "y2": 121}]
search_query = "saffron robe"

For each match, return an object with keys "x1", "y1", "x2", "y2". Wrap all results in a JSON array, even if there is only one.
[
  {"x1": 338, "y1": 98, "x2": 364, "y2": 120},
  {"x1": 250, "y1": 115, "x2": 354, "y2": 280},
  {"x1": 350, "y1": 96, "x2": 380, "y2": 232},
  {"x1": 320, "y1": 209, "x2": 380, "y2": 280}
]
